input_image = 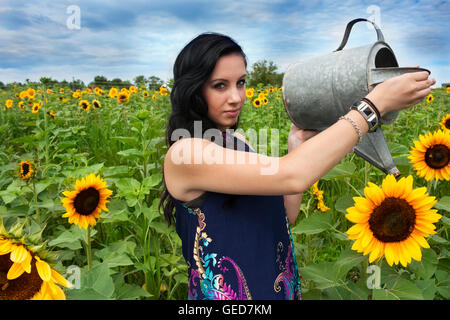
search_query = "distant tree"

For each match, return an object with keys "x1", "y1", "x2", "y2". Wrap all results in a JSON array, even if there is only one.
[
  {"x1": 90, "y1": 75, "x2": 108, "y2": 88},
  {"x1": 148, "y1": 76, "x2": 164, "y2": 91},
  {"x1": 110, "y1": 78, "x2": 123, "y2": 87},
  {"x1": 69, "y1": 79, "x2": 85, "y2": 90},
  {"x1": 167, "y1": 78, "x2": 174, "y2": 90},
  {"x1": 248, "y1": 60, "x2": 283, "y2": 87},
  {"x1": 40, "y1": 77, "x2": 55, "y2": 86},
  {"x1": 0, "y1": 81, "x2": 5, "y2": 90},
  {"x1": 134, "y1": 75, "x2": 147, "y2": 88}
]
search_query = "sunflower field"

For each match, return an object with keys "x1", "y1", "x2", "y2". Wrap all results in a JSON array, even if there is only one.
[{"x1": 0, "y1": 83, "x2": 448, "y2": 300}]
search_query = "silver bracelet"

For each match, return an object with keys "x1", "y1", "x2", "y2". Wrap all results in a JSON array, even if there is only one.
[{"x1": 339, "y1": 115, "x2": 362, "y2": 144}]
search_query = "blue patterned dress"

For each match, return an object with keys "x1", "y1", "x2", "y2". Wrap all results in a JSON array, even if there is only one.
[{"x1": 170, "y1": 132, "x2": 301, "y2": 300}]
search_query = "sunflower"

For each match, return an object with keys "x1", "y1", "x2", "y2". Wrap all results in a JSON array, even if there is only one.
[
  {"x1": 31, "y1": 103, "x2": 40, "y2": 114},
  {"x1": 408, "y1": 130, "x2": 450, "y2": 181},
  {"x1": 446, "y1": 87, "x2": 450, "y2": 94},
  {"x1": 46, "y1": 109, "x2": 56, "y2": 119},
  {"x1": 426, "y1": 94, "x2": 434, "y2": 103},
  {"x1": 439, "y1": 114, "x2": 450, "y2": 132},
  {"x1": 19, "y1": 90, "x2": 28, "y2": 100},
  {"x1": 312, "y1": 181, "x2": 330, "y2": 212},
  {"x1": 19, "y1": 161, "x2": 34, "y2": 181},
  {"x1": 263, "y1": 97, "x2": 268, "y2": 105},
  {"x1": 246, "y1": 88, "x2": 254, "y2": 98},
  {"x1": 345, "y1": 175, "x2": 441, "y2": 267},
  {"x1": 117, "y1": 92, "x2": 130, "y2": 104},
  {"x1": 108, "y1": 87, "x2": 118, "y2": 98},
  {"x1": 18, "y1": 101, "x2": 25, "y2": 111},
  {"x1": 129, "y1": 86, "x2": 138, "y2": 93},
  {"x1": 143, "y1": 90, "x2": 149, "y2": 98},
  {"x1": 79, "y1": 100, "x2": 90, "y2": 111},
  {"x1": 92, "y1": 99, "x2": 101, "y2": 109},
  {"x1": 0, "y1": 222, "x2": 72, "y2": 300},
  {"x1": 27, "y1": 88, "x2": 36, "y2": 98},
  {"x1": 5, "y1": 99, "x2": 13, "y2": 108},
  {"x1": 159, "y1": 86, "x2": 168, "y2": 96},
  {"x1": 61, "y1": 173, "x2": 113, "y2": 229},
  {"x1": 253, "y1": 98, "x2": 262, "y2": 108}
]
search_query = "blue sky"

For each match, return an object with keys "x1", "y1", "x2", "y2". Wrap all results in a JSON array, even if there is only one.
[{"x1": 1, "y1": 0, "x2": 449, "y2": 86}]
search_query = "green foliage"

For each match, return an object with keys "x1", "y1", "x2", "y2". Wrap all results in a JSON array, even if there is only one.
[
  {"x1": 0, "y1": 83, "x2": 448, "y2": 300},
  {"x1": 248, "y1": 59, "x2": 284, "y2": 87}
]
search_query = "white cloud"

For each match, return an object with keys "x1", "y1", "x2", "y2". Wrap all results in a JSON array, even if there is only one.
[{"x1": 1, "y1": 0, "x2": 448, "y2": 86}]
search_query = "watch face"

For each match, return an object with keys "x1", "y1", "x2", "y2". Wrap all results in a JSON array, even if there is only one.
[{"x1": 362, "y1": 106, "x2": 373, "y2": 117}]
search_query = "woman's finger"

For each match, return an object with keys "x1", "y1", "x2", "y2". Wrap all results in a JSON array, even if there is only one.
[
  {"x1": 412, "y1": 87, "x2": 432, "y2": 104},
  {"x1": 297, "y1": 129, "x2": 319, "y2": 140},
  {"x1": 410, "y1": 70, "x2": 430, "y2": 81},
  {"x1": 416, "y1": 78, "x2": 436, "y2": 91}
]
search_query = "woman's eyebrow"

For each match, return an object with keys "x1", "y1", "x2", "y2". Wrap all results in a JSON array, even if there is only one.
[{"x1": 211, "y1": 74, "x2": 247, "y2": 82}]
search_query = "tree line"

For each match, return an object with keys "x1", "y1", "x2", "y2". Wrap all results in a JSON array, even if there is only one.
[{"x1": 0, "y1": 60, "x2": 284, "y2": 90}]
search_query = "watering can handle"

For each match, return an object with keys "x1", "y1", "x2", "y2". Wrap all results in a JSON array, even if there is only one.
[{"x1": 334, "y1": 18, "x2": 385, "y2": 52}]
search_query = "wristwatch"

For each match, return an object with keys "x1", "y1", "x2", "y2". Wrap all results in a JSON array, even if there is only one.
[{"x1": 350, "y1": 100, "x2": 379, "y2": 132}]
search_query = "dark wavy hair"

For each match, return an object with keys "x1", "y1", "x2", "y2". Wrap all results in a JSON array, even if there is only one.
[{"x1": 159, "y1": 32, "x2": 248, "y2": 225}]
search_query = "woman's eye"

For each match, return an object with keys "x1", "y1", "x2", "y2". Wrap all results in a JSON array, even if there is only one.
[
  {"x1": 214, "y1": 83, "x2": 225, "y2": 89},
  {"x1": 238, "y1": 79, "x2": 246, "y2": 86}
]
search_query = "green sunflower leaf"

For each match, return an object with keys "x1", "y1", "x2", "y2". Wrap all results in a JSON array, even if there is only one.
[
  {"x1": 434, "y1": 196, "x2": 450, "y2": 212},
  {"x1": 373, "y1": 278, "x2": 423, "y2": 300},
  {"x1": 321, "y1": 162, "x2": 356, "y2": 180},
  {"x1": 291, "y1": 212, "x2": 333, "y2": 235},
  {"x1": 299, "y1": 262, "x2": 337, "y2": 290},
  {"x1": 407, "y1": 248, "x2": 438, "y2": 280}
]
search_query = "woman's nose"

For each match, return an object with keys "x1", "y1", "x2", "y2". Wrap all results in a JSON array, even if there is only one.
[{"x1": 228, "y1": 87, "x2": 242, "y2": 103}]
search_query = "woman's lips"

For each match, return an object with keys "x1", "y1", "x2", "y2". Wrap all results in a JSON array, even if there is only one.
[{"x1": 225, "y1": 109, "x2": 240, "y2": 117}]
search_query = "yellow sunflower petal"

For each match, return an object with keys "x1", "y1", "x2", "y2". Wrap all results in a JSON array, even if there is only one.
[
  {"x1": 35, "y1": 256, "x2": 52, "y2": 281},
  {"x1": 384, "y1": 243, "x2": 395, "y2": 266},
  {"x1": 381, "y1": 174, "x2": 397, "y2": 197},
  {"x1": 7, "y1": 262, "x2": 26, "y2": 280},
  {"x1": 364, "y1": 183, "x2": 385, "y2": 207},
  {"x1": 51, "y1": 269, "x2": 73, "y2": 288}
]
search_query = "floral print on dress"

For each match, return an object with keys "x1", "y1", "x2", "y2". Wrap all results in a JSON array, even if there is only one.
[
  {"x1": 185, "y1": 205, "x2": 252, "y2": 300},
  {"x1": 273, "y1": 218, "x2": 302, "y2": 299}
]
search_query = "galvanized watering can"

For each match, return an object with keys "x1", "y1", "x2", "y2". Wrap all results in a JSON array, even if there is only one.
[{"x1": 282, "y1": 18, "x2": 430, "y2": 176}]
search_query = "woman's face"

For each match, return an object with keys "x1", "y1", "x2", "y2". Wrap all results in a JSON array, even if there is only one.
[{"x1": 202, "y1": 53, "x2": 246, "y2": 131}]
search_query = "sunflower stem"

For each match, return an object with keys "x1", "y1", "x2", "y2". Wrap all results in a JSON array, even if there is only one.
[
  {"x1": 426, "y1": 179, "x2": 433, "y2": 194},
  {"x1": 364, "y1": 161, "x2": 370, "y2": 186},
  {"x1": 86, "y1": 226, "x2": 92, "y2": 270},
  {"x1": 32, "y1": 179, "x2": 40, "y2": 225}
]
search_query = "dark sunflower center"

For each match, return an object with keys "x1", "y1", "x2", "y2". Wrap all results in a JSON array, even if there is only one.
[
  {"x1": 21, "y1": 163, "x2": 30, "y2": 175},
  {"x1": 445, "y1": 119, "x2": 450, "y2": 130},
  {"x1": 0, "y1": 254, "x2": 43, "y2": 300},
  {"x1": 73, "y1": 187, "x2": 100, "y2": 215},
  {"x1": 81, "y1": 103, "x2": 88, "y2": 109},
  {"x1": 425, "y1": 144, "x2": 449, "y2": 169},
  {"x1": 369, "y1": 197, "x2": 416, "y2": 242}
]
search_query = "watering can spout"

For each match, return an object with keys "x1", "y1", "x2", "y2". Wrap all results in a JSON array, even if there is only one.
[{"x1": 354, "y1": 128, "x2": 401, "y2": 177}]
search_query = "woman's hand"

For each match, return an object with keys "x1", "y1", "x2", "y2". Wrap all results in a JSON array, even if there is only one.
[
  {"x1": 288, "y1": 124, "x2": 319, "y2": 153},
  {"x1": 366, "y1": 66, "x2": 436, "y2": 116}
]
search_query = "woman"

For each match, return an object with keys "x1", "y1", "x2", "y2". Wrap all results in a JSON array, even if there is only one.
[{"x1": 159, "y1": 32, "x2": 435, "y2": 300}]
